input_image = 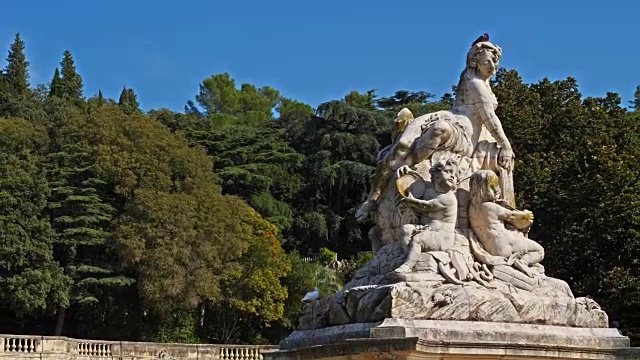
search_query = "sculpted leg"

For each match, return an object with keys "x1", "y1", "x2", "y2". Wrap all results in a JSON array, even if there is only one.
[
  {"x1": 519, "y1": 239, "x2": 545, "y2": 266},
  {"x1": 355, "y1": 131, "x2": 417, "y2": 222},
  {"x1": 513, "y1": 239, "x2": 544, "y2": 278},
  {"x1": 409, "y1": 120, "x2": 450, "y2": 164},
  {"x1": 399, "y1": 224, "x2": 415, "y2": 250},
  {"x1": 395, "y1": 240, "x2": 423, "y2": 273}
]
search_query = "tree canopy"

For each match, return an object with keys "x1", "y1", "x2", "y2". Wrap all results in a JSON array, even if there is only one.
[{"x1": 0, "y1": 33, "x2": 638, "y2": 345}]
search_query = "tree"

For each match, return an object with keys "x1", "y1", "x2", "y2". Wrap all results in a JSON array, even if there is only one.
[
  {"x1": 201, "y1": 208, "x2": 291, "y2": 344},
  {"x1": 183, "y1": 73, "x2": 303, "y2": 234},
  {"x1": 493, "y1": 68, "x2": 640, "y2": 342},
  {"x1": 631, "y1": 85, "x2": 640, "y2": 112},
  {"x1": 375, "y1": 90, "x2": 432, "y2": 110},
  {"x1": 279, "y1": 95, "x2": 390, "y2": 255},
  {"x1": 4, "y1": 33, "x2": 30, "y2": 95},
  {"x1": 59, "y1": 51, "x2": 84, "y2": 101},
  {"x1": 0, "y1": 118, "x2": 71, "y2": 318},
  {"x1": 118, "y1": 87, "x2": 141, "y2": 115},
  {"x1": 49, "y1": 68, "x2": 64, "y2": 98}
]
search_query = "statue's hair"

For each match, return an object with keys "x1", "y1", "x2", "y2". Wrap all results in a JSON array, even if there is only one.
[
  {"x1": 466, "y1": 41, "x2": 502, "y2": 69},
  {"x1": 454, "y1": 41, "x2": 502, "y2": 101},
  {"x1": 469, "y1": 170, "x2": 500, "y2": 204},
  {"x1": 429, "y1": 158, "x2": 459, "y2": 179}
]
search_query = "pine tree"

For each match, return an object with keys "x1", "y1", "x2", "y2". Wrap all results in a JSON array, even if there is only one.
[
  {"x1": 4, "y1": 33, "x2": 30, "y2": 95},
  {"x1": 118, "y1": 87, "x2": 140, "y2": 115},
  {"x1": 49, "y1": 67, "x2": 63, "y2": 98},
  {"x1": 59, "y1": 50, "x2": 84, "y2": 101}
]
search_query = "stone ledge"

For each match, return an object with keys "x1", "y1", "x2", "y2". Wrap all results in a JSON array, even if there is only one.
[{"x1": 271, "y1": 319, "x2": 631, "y2": 360}]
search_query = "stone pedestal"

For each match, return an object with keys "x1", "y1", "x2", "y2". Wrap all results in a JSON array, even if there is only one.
[{"x1": 263, "y1": 319, "x2": 633, "y2": 360}]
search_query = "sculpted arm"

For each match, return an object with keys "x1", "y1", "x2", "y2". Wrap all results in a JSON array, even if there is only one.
[
  {"x1": 474, "y1": 103, "x2": 512, "y2": 153},
  {"x1": 402, "y1": 194, "x2": 451, "y2": 214},
  {"x1": 498, "y1": 208, "x2": 534, "y2": 223},
  {"x1": 468, "y1": 80, "x2": 513, "y2": 162}
]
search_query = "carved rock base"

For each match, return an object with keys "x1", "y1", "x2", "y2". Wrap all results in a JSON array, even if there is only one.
[
  {"x1": 264, "y1": 319, "x2": 631, "y2": 360},
  {"x1": 298, "y1": 281, "x2": 608, "y2": 331}
]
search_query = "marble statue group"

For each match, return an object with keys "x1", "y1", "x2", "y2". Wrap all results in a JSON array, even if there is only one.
[{"x1": 294, "y1": 35, "x2": 609, "y2": 330}]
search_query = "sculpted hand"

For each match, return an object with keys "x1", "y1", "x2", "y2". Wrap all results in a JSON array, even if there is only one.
[
  {"x1": 400, "y1": 193, "x2": 419, "y2": 206},
  {"x1": 395, "y1": 165, "x2": 413, "y2": 179},
  {"x1": 499, "y1": 148, "x2": 514, "y2": 170}
]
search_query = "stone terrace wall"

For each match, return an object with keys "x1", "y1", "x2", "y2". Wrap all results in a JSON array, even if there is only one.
[{"x1": 0, "y1": 334, "x2": 277, "y2": 359}]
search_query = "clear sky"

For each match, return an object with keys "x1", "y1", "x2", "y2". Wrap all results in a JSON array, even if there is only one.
[{"x1": 1, "y1": 0, "x2": 638, "y2": 111}]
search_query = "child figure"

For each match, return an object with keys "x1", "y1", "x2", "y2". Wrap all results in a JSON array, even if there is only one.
[
  {"x1": 468, "y1": 170, "x2": 544, "y2": 277},
  {"x1": 394, "y1": 159, "x2": 459, "y2": 273}
]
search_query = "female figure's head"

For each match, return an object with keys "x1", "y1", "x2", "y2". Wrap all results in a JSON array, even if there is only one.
[{"x1": 466, "y1": 41, "x2": 502, "y2": 79}]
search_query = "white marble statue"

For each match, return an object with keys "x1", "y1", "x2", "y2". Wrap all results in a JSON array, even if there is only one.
[
  {"x1": 355, "y1": 40, "x2": 513, "y2": 224},
  {"x1": 468, "y1": 170, "x2": 544, "y2": 278},
  {"x1": 394, "y1": 159, "x2": 459, "y2": 273},
  {"x1": 294, "y1": 35, "x2": 608, "y2": 331}
]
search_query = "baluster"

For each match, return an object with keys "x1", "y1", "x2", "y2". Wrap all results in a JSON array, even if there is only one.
[
  {"x1": 220, "y1": 347, "x2": 227, "y2": 360},
  {"x1": 233, "y1": 347, "x2": 239, "y2": 360},
  {"x1": 20, "y1": 338, "x2": 25, "y2": 352},
  {"x1": 27, "y1": 339, "x2": 33, "y2": 352},
  {"x1": 242, "y1": 347, "x2": 248, "y2": 360}
]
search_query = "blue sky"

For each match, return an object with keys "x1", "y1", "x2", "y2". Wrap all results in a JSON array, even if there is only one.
[{"x1": 1, "y1": 1, "x2": 638, "y2": 111}]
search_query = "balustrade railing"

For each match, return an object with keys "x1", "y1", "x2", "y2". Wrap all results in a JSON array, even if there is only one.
[
  {"x1": 77, "y1": 341, "x2": 113, "y2": 356},
  {"x1": 0, "y1": 334, "x2": 277, "y2": 359},
  {"x1": 220, "y1": 345, "x2": 268, "y2": 360},
  {"x1": 2, "y1": 336, "x2": 38, "y2": 353}
]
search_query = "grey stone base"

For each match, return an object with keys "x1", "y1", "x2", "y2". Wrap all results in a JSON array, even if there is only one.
[{"x1": 264, "y1": 319, "x2": 632, "y2": 360}]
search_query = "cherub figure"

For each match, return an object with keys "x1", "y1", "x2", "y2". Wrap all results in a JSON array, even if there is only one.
[
  {"x1": 394, "y1": 159, "x2": 458, "y2": 273},
  {"x1": 468, "y1": 170, "x2": 544, "y2": 277}
]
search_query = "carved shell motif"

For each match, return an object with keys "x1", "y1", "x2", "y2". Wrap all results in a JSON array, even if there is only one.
[{"x1": 158, "y1": 350, "x2": 171, "y2": 359}]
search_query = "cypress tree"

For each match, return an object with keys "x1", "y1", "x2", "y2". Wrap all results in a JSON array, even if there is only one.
[
  {"x1": 49, "y1": 68, "x2": 63, "y2": 98},
  {"x1": 4, "y1": 33, "x2": 30, "y2": 95},
  {"x1": 59, "y1": 50, "x2": 84, "y2": 101}
]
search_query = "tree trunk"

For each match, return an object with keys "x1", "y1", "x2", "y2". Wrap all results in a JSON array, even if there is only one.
[{"x1": 54, "y1": 308, "x2": 66, "y2": 336}]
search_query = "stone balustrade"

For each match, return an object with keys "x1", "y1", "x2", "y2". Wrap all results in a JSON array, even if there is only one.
[{"x1": 0, "y1": 334, "x2": 277, "y2": 359}]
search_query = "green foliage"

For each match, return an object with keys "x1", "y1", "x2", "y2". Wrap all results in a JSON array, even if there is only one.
[
  {"x1": 493, "y1": 68, "x2": 640, "y2": 341},
  {"x1": 201, "y1": 209, "x2": 291, "y2": 344},
  {"x1": 3, "y1": 33, "x2": 30, "y2": 95},
  {"x1": 280, "y1": 95, "x2": 390, "y2": 256},
  {"x1": 0, "y1": 34, "x2": 638, "y2": 347},
  {"x1": 317, "y1": 247, "x2": 338, "y2": 266},
  {"x1": 273, "y1": 252, "x2": 344, "y2": 334},
  {"x1": 118, "y1": 87, "x2": 140, "y2": 115},
  {"x1": 344, "y1": 251, "x2": 374, "y2": 282},
  {"x1": 58, "y1": 51, "x2": 84, "y2": 102},
  {"x1": 49, "y1": 68, "x2": 63, "y2": 98},
  {"x1": 0, "y1": 118, "x2": 71, "y2": 316}
]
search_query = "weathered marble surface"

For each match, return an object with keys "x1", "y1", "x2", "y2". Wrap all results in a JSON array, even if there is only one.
[
  {"x1": 280, "y1": 34, "x2": 626, "y2": 359},
  {"x1": 269, "y1": 319, "x2": 630, "y2": 360},
  {"x1": 298, "y1": 242, "x2": 607, "y2": 331}
]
